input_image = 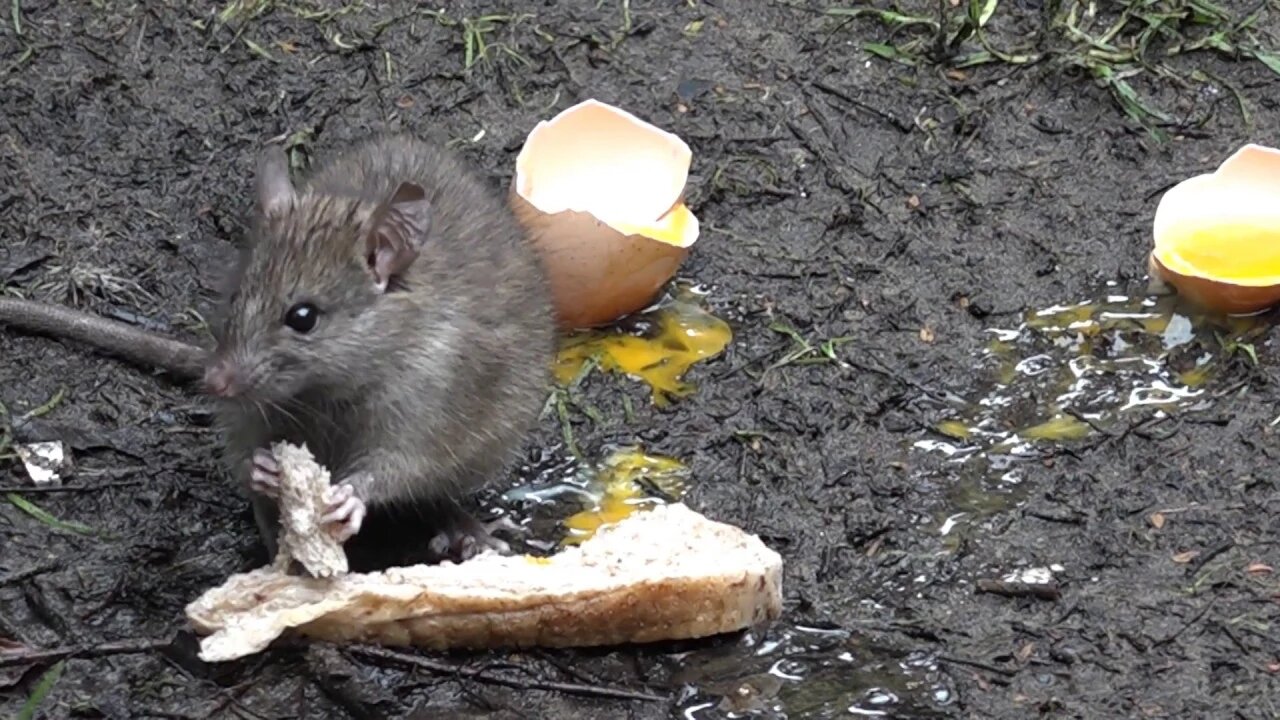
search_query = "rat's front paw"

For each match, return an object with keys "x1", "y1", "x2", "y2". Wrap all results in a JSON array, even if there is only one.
[
  {"x1": 248, "y1": 447, "x2": 282, "y2": 498},
  {"x1": 321, "y1": 483, "x2": 366, "y2": 542}
]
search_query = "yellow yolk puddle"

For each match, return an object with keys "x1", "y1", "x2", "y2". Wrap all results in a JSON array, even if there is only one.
[
  {"x1": 935, "y1": 419, "x2": 973, "y2": 440},
  {"x1": 560, "y1": 447, "x2": 688, "y2": 546},
  {"x1": 1018, "y1": 413, "x2": 1091, "y2": 442},
  {"x1": 1158, "y1": 223, "x2": 1280, "y2": 284},
  {"x1": 554, "y1": 283, "x2": 732, "y2": 406}
]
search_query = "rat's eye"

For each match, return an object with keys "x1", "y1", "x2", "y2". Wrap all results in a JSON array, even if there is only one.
[{"x1": 284, "y1": 302, "x2": 320, "y2": 333}]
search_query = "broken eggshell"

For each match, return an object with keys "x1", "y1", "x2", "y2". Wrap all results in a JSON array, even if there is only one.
[
  {"x1": 510, "y1": 98, "x2": 699, "y2": 329},
  {"x1": 16, "y1": 441, "x2": 68, "y2": 487},
  {"x1": 1150, "y1": 143, "x2": 1280, "y2": 315}
]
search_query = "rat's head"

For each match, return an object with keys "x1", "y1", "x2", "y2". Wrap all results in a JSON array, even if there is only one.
[{"x1": 203, "y1": 146, "x2": 433, "y2": 403}]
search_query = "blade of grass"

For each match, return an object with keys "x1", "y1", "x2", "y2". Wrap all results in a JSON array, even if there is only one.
[
  {"x1": 1248, "y1": 49, "x2": 1280, "y2": 76},
  {"x1": 21, "y1": 385, "x2": 67, "y2": 421},
  {"x1": 17, "y1": 660, "x2": 65, "y2": 720},
  {"x1": 555, "y1": 393, "x2": 582, "y2": 460},
  {"x1": 969, "y1": 0, "x2": 998, "y2": 28},
  {"x1": 242, "y1": 37, "x2": 274, "y2": 61},
  {"x1": 1093, "y1": 64, "x2": 1173, "y2": 124},
  {"x1": 827, "y1": 6, "x2": 940, "y2": 31},
  {"x1": 864, "y1": 42, "x2": 919, "y2": 65},
  {"x1": 820, "y1": 337, "x2": 855, "y2": 361},
  {"x1": 6, "y1": 494, "x2": 100, "y2": 536},
  {"x1": 952, "y1": 50, "x2": 1000, "y2": 67},
  {"x1": 1187, "y1": 0, "x2": 1230, "y2": 23},
  {"x1": 1195, "y1": 69, "x2": 1251, "y2": 127},
  {"x1": 463, "y1": 21, "x2": 477, "y2": 68}
]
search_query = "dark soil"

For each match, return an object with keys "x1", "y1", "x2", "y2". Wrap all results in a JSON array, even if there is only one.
[{"x1": 3, "y1": 1, "x2": 1280, "y2": 718}]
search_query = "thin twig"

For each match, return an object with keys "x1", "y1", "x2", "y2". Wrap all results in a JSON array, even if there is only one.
[
  {"x1": 976, "y1": 578, "x2": 1062, "y2": 601},
  {"x1": 346, "y1": 645, "x2": 667, "y2": 702},
  {"x1": 1152, "y1": 599, "x2": 1216, "y2": 647},
  {"x1": 0, "y1": 637, "x2": 171, "y2": 668},
  {"x1": 808, "y1": 79, "x2": 912, "y2": 132},
  {"x1": 1186, "y1": 540, "x2": 1235, "y2": 579}
]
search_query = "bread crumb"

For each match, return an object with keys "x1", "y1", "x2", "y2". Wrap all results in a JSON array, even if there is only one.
[{"x1": 270, "y1": 441, "x2": 348, "y2": 578}]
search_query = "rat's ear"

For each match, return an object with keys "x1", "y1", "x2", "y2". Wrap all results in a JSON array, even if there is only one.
[
  {"x1": 255, "y1": 146, "x2": 295, "y2": 218},
  {"x1": 365, "y1": 182, "x2": 432, "y2": 292}
]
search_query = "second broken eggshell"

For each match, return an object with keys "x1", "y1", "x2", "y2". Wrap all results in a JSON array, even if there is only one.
[
  {"x1": 1150, "y1": 143, "x2": 1280, "y2": 314},
  {"x1": 510, "y1": 99, "x2": 700, "y2": 329}
]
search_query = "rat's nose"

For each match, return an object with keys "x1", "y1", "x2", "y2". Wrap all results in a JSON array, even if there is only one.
[{"x1": 203, "y1": 360, "x2": 243, "y2": 398}]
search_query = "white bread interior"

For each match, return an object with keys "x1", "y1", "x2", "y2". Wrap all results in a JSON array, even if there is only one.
[{"x1": 269, "y1": 441, "x2": 348, "y2": 578}]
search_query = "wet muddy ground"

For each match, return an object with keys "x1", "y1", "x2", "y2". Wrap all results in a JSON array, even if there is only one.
[{"x1": 3, "y1": 1, "x2": 1280, "y2": 718}]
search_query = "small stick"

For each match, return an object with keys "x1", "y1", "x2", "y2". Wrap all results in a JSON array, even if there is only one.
[
  {"x1": 0, "y1": 637, "x2": 172, "y2": 668},
  {"x1": 975, "y1": 578, "x2": 1062, "y2": 601},
  {"x1": 1185, "y1": 540, "x2": 1235, "y2": 579},
  {"x1": 346, "y1": 645, "x2": 667, "y2": 702}
]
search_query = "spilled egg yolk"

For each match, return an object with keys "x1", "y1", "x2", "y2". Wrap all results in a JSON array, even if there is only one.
[
  {"x1": 1157, "y1": 222, "x2": 1280, "y2": 285},
  {"x1": 935, "y1": 419, "x2": 972, "y2": 440},
  {"x1": 1018, "y1": 413, "x2": 1090, "y2": 442},
  {"x1": 554, "y1": 285, "x2": 732, "y2": 406},
  {"x1": 560, "y1": 447, "x2": 688, "y2": 545}
]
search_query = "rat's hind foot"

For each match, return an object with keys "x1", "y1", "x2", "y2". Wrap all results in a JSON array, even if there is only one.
[
  {"x1": 249, "y1": 447, "x2": 282, "y2": 498},
  {"x1": 321, "y1": 482, "x2": 367, "y2": 542},
  {"x1": 425, "y1": 512, "x2": 511, "y2": 564}
]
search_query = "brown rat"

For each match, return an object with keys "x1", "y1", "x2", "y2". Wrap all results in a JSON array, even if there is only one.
[
  {"x1": 0, "y1": 134, "x2": 556, "y2": 570},
  {"x1": 218, "y1": 135, "x2": 556, "y2": 568}
]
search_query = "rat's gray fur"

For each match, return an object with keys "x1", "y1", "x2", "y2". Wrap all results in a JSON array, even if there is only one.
[{"x1": 212, "y1": 135, "x2": 555, "y2": 555}]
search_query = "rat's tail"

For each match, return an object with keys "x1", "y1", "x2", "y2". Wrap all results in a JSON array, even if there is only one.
[{"x1": 0, "y1": 297, "x2": 208, "y2": 379}]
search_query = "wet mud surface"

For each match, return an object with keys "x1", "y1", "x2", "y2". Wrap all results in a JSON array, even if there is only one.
[{"x1": 3, "y1": 1, "x2": 1280, "y2": 718}]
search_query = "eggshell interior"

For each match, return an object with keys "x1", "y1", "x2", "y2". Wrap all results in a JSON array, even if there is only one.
[
  {"x1": 1152, "y1": 144, "x2": 1280, "y2": 287},
  {"x1": 514, "y1": 99, "x2": 697, "y2": 248},
  {"x1": 609, "y1": 202, "x2": 700, "y2": 249}
]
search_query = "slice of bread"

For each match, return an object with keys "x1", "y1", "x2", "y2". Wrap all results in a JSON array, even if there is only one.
[{"x1": 186, "y1": 499, "x2": 784, "y2": 662}]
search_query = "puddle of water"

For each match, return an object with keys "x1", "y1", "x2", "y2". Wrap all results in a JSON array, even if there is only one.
[
  {"x1": 670, "y1": 626, "x2": 954, "y2": 719},
  {"x1": 914, "y1": 285, "x2": 1272, "y2": 536},
  {"x1": 554, "y1": 281, "x2": 733, "y2": 407}
]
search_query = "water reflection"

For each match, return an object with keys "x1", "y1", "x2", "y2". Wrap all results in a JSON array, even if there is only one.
[
  {"x1": 670, "y1": 626, "x2": 954, "y2": 718},
  {"x1": 913, "y1": 286, "x2": 1271, "y2": 535}
]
